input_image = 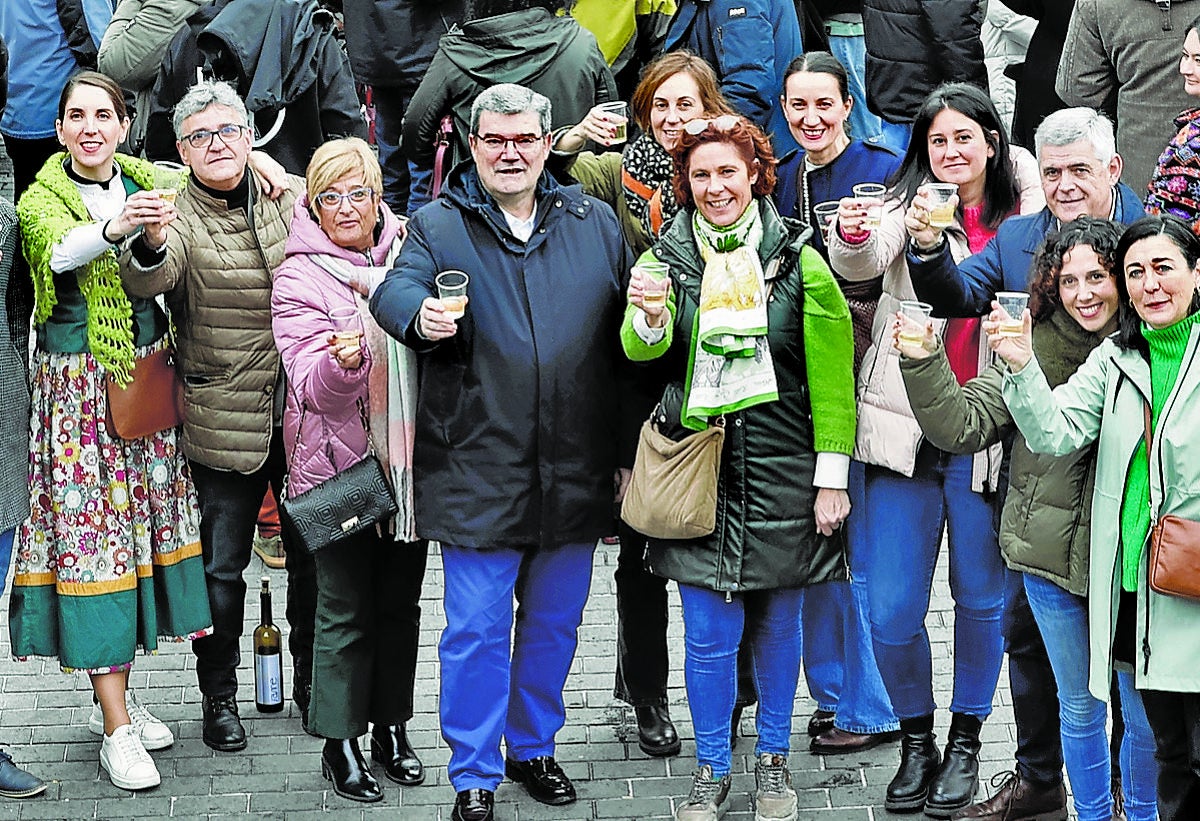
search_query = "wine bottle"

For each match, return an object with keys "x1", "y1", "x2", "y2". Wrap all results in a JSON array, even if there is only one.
[{"x1": 253, "y1": 575, "x2": 284, "y2": 713}]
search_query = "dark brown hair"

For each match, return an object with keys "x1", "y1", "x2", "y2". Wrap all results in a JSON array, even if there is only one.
[
  {"x1": 630, "y1": 51, "x2": 736, "y2": 134},
  {"x1": 57, "y1": 71, "x2": 128, "y2": 123},
  {"x1": 1027, "y1": 217, "x2": 1122, "y2": 321},
  {"x1": 671, "y1": 117, "x2": 777, "y2": 208}
]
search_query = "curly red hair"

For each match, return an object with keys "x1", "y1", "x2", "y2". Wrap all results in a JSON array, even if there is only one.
[{"x1": 670, "y1": 116, "x2": 777, "y2": 209}]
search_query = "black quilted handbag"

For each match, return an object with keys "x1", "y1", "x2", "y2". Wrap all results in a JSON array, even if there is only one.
[{"x1": 278, "y1": 398, "x2": 399, "y2": 554}]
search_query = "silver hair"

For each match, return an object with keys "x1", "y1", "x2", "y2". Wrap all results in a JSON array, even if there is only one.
[
  {"x1": 1033, "y1": 107, "x2": 1117, "y2": 164},
  {"x1": 172, "y1": 79, "x2": 251, "y2": 139},
  {"x1": 469, "y1": 83, "x2": 552, "y2": 136}
]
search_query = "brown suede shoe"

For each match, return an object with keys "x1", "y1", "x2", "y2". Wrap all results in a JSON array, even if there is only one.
[
  {"x1": 951, "y1": 771, "x2": 1068, "y2": 821},
  {"x1": 809, "y1": 727, "x2": 902, "y2": 755}
]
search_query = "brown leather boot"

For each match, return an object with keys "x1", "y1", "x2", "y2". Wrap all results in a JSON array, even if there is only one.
[{"x1": 951, "y1": 771, "x2": 1068, "y2": 820}]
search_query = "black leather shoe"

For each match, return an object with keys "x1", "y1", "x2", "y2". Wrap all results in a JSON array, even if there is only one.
[
  {"x1": 202, "y1": 695, "x2": 247, "y2": 752},
  {"x1": 925, "y1": 714, "x2": 982, "y2": 818},
  {"x1": 504, "y1": 755, "x2": 577, "y2": 806},
  {"x1": 370, "y1": 723, "x2": 424, "y2": 786},
  {"x1": 293, "y1": 679, "x2": 317, "y2": 738},
  {"x1": 452, "y1": 788, "x2": 494, "y2": 821},
  {"x1": 322, "y1": 738, "x2": 383, "y2": 803},
  {"x1": 885, "y1": 719, "x2": 941, "y2": 812},
  {"x1": 634, "y1": 705, "x2": 681, "y2": 757},
  {"x1": 807, "y1": 708, "x2": 836, "y2": 737}
]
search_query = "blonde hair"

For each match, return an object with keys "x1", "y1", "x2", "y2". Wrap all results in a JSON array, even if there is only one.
[{"x1": 305, "y1": 137, "x2": 383, "y2": 211}]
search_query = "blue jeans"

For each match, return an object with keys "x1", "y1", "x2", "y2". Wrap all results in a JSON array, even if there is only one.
[
  {"x1": 0, "y1": 528, "x2": 15, "y2": 598},
  {"x1": 863, "y1": 447, "x2": 1007, "y2": 719},
  {"x1": 1023, "y1": 574, "x2": 1158, "y2": 821},
  {"x1": 439, "y1": 542, "x2": 594, "y2": 792},
  {"x1": 373, "y1": 85, "x2": 434, "y2": 216},
  {"x1": 802, "y1": 462, "x2": 897, "y2": 734},
  {"x1": 679, "y1": 583, "x2": 804, "y2": 778},
  {"x1": 826, "y1": 34, "x2": 885, "y2": 145}
]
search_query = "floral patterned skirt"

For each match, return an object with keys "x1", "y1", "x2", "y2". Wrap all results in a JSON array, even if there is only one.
[{"x1": 11, "y1": 343, "x2": 213, "y2": 673}]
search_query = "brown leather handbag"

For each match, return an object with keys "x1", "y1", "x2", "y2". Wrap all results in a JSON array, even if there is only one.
[
  {"x1": 1143, "y1": 400, "x2": 1200, "y2": 599},
  {"x1": 105, "y1": 347, "x2": 185, "y2": 440}
]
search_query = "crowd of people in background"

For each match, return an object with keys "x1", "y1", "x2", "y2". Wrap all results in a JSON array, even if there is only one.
[{"x1": 5, "y1": 0, "x2": 1200, "y2": 820}]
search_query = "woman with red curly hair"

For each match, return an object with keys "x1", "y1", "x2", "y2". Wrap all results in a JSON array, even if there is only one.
[{"x1": 621, "y1": 115, "x2": 857, "y2": 821}]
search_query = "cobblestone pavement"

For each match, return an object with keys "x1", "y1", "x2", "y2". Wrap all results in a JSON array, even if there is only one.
[{"x1": 0, "y1": 144, "x2": 1045, "y2": 820}]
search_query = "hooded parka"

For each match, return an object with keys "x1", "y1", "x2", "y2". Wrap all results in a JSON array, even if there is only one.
[{"x1": 369, "y1": 163, "x2": 631, "y2": 550}]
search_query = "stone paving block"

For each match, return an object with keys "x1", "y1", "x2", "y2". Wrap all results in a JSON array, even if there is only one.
[{"x1": 170, "y1": 792, "x2": 252, "y2": 815}]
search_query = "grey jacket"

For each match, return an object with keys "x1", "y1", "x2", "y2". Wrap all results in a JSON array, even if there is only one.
[
  {"x1": 0, "y1": 198, "x2": 31, "y2": 535},
  {"x1": 1056, "y1": 0, "x2": 1196, "y2": 193}
]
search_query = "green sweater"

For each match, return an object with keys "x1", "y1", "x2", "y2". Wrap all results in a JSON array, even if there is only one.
[{"x1": 1119, "y1": 311, "x2": 1200, "y2": 590}]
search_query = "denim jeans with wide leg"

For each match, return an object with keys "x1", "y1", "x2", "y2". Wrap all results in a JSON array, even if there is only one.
[
  {"x1": 826, "y1": 33, "x2": 885, "y2": 145},
  {"x1": 1023, "y1": 573, "x2": 1158, "y2": 821},
  {"x1": 189, "y1": 431, "x2": 317, "y2": 699},
  {"x1": 801, "y1": 461, "x2": 897, "y2": 733},
  {"x1": 1139, "y1": 689, "x2": 1200, "y2": 821},
  {"x1": 678, "y1": 583, "x2": 805, "y2": 778},
  {"x1": 863, "y1": 446, "x2": 1007, "y2": 720},
  {"x1": 439, "y1": 542, "x2": 595, "y2": 793},
  {"x1": 372, "y1": 85, "x2": 433, "y2": 217}
]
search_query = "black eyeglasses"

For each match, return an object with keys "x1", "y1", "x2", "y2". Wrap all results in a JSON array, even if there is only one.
[
  {"x1": 181, "y1": 123, "x2": 247, "y2": 149},
  {"x1": 682, "y1": 115, "x2": 741, "y2": 136},
  {"x1": 314, "y1": 186, "x2": 376, "y2": 210}
]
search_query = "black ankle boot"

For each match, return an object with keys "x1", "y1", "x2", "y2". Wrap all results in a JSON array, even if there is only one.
[
  {"x1": 371, "y1": 723, "x2": 424, "y2": 786},
  {"x1": 322, "y1": 738, "x2": 383, "y2": 803},
  {"x1": 924, "y1": 713, "x2": 982, "y2": 818},
  {"x1": 885, "y1": 714, "x2": 940, "y2": 813}
]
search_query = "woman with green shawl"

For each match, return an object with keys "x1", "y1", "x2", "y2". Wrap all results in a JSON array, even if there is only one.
[
  {"x1": 621, "y1": 114, "x2": 856, "y2": 821},
  {"x1": 13, "y1": 71, "x2": 211, "y2": 792}
]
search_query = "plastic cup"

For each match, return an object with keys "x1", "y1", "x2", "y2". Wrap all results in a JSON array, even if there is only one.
[
  {"x1": 329, "y1": 306, "x2": 362, "y2": 345},
  {"x1": 636, "y1": 260, "x2": 670, "y2": 309},
  {"x1": 853, "y1": 182, "x2": 887, "y2": 230},
  {"x1": 926, "y1": 183, "x2": 959, "y2": 228},
  {"x1": 814, "y1": 201, "x2": 840, "y2": 242},
  {"x1": 996, "y1": 291, "x2": 1029, "y2": 337},
  {"x1": 898, "y1": 300, "x2": 932, "y2": 346},
  {"x1": 598, "y1": 101, "x2": 629, "y2": 143},
  {"x1": 436, "y1": 270, "x2": 470, "y2": 320}
]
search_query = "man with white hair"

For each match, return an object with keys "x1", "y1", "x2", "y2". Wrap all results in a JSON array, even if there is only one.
[{"x1": 371, "y1": 82, "x2": 631, "y2": 821}]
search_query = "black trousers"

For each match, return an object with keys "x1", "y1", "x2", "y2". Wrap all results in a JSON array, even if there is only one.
[
  {"x1": 189, "y1": 431, "x2": 317, "y2": 699},
  {"x1": 309, "y1": 531, "x2": 428, "y2": 739},
  {"x1": 613, "y1": 520, "x2": 756, "y2": 708},
  {"x1": 1141, "y1": 688, "x2": 1200, "y2": 821},
  {"x1": 2, "y1": 135, "x2": 59, "y2": 202},
  {"x1": 1006, "y1": 580, "x2": 1065, "y2": 785}
]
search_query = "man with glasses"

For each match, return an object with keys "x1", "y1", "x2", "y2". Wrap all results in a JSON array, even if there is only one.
[
  {"x1": 371, "y1": 83, "x2": 631, "y2": 821},
  {"x1": 118, "y1": 79, "x2": 316, "y2": 755}
]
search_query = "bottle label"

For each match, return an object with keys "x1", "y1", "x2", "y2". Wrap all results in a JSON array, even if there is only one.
[{"x1": 255, "y1": 654, "x2": 283, "y2": 706}]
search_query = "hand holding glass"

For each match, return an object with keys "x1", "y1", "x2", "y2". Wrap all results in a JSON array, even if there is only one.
[
  {"x1": 995, "y1": 291, "x2": 1029, "y2": 337},
  {"x1": 636, "y1": 261, "x2": 671, "y2": 309},
  {"x1": 897, "y1": 301, "x2": 933, "y2": 347},
  {"x1": 329, "y1": 306, "x2": 362, "y2": 346},
  {"x1": 925, "y1": 183, "x2": 959, "y2": 229},
  {"x1": 814, "y1": 201, "x2": 840, "y2": 242},
  {"x1": 852, "y1": 183, "x2": 887, "y2": 230},
  {"x1": 436, "y1": 271, "x2": 470, "y2": 320},
  {"x1": 598, "y1": 101, "x2": 629, "y2": 144}
]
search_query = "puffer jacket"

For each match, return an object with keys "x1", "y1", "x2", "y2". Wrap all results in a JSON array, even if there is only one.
[
  {"x1": 272, "y1": 197, "x2": 404, "y2": 496},
  {"x1": 900, "y1": 308, "x2": 1108, "y2": 596},
  {"x1": 861, "y1": 0, "x2": 989, "y2": 124},
  {"x1": 143, "y1": 0, "x2": 365, "y2": 174},
  {"x1": 401, "y1": 8, "x2": 617, "y2": 172},
  {"x1": 120, "y1": 170, "x2": 302, "y2": 473},
  {"x1": 829, "y1": 146, "x2": 1042, "y2": 484},
  {"x1": 369, "y1": 164, "x2": 630, "y2": 550},
  {"x1": 0, "y1": 198, "x2": 30, "y2": 536},
  {"x1": 99, "y1": 0, "x2": 209, "y2": 90},
  {"x1": 1004, "y1": 325, "x2": 1200, "y2": 696},
  {"x1": 1145, "y1": 107, "x2": 1200, "y2": 233},
  {"x1": 1056, "y1": 0, "x2": 1197, "y2": 194},
  {"x1": 621, "y1": 200, "x2": 857, "y2": 592},
  {"x1": 343, "y1": 0, "x2": 464, "y2": 90}
]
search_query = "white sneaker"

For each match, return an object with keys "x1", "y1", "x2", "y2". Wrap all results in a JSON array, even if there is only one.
[
  {"x1": 100, "y1": 724, "x2": 161, "y2": 790},
  {"x1": 89, "y1": 691, "x2": 174, "y2": 750},
  {"x1": 753, "y1": 753, "x2": 798, "y2": 821}
]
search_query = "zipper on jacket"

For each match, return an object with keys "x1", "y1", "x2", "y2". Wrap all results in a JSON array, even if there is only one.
[{"x1": 1158, "y1": 0, "x2": 1173, "y2": 31}]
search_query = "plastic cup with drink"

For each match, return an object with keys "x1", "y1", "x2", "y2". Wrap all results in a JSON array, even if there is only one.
[
  {"x1": 852, "y1": 182, "x2": 887, "y2": 230},
  {"x1": 436, "y1": 270, "x2": 470, "y2": 319},
  {"x1": 926, "y1": 183, "x2": 959, "y2": 229},
  {"x1": 814, "y1": 201, "x2": 840, "y2": 243},
  {"x1": 329, "y1": 306, "x2": 363, "y2": 347},
  {"x1": 897, "y1": 300, "x2": 933, "y2": 348},
  {"x1": 635, "y1": 260, "x2": 671, "y2": 310},
  {"x1": 598, "y1": 101, "x2": 629, "y2": 144},
  {"x1": 152, "y1": 160, "x2": 186, "y2": 204},
  {"x1": 995, "y1": 291, "x2": 1029, "y2": 337}
]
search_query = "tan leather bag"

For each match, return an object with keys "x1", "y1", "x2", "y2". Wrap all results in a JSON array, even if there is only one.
[
  {"x1": 1143, "y1": 400, "x2": 1200, "y2": 599},
  {"x1": 105, "y1": 347, "x2": 185, "y2": 440},
  {"x1": 620, "y1": 414, "x2": 724, "y2": 540}
]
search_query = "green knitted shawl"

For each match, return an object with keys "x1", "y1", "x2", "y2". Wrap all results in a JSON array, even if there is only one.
[{"x1": 16, "y1": 152, "x2": 176, "y2": 386}]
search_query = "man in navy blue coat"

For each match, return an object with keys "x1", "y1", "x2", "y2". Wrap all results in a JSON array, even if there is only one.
[
  {"x1": 905, "y1": 107, "x2": 1147, "y2": 821},
  {"x1": 370, "y1": 83, "x2": 631, "y2": 821},
  {"x1": 662, "y1": 0, "x2": 803, "y2": 154}
]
